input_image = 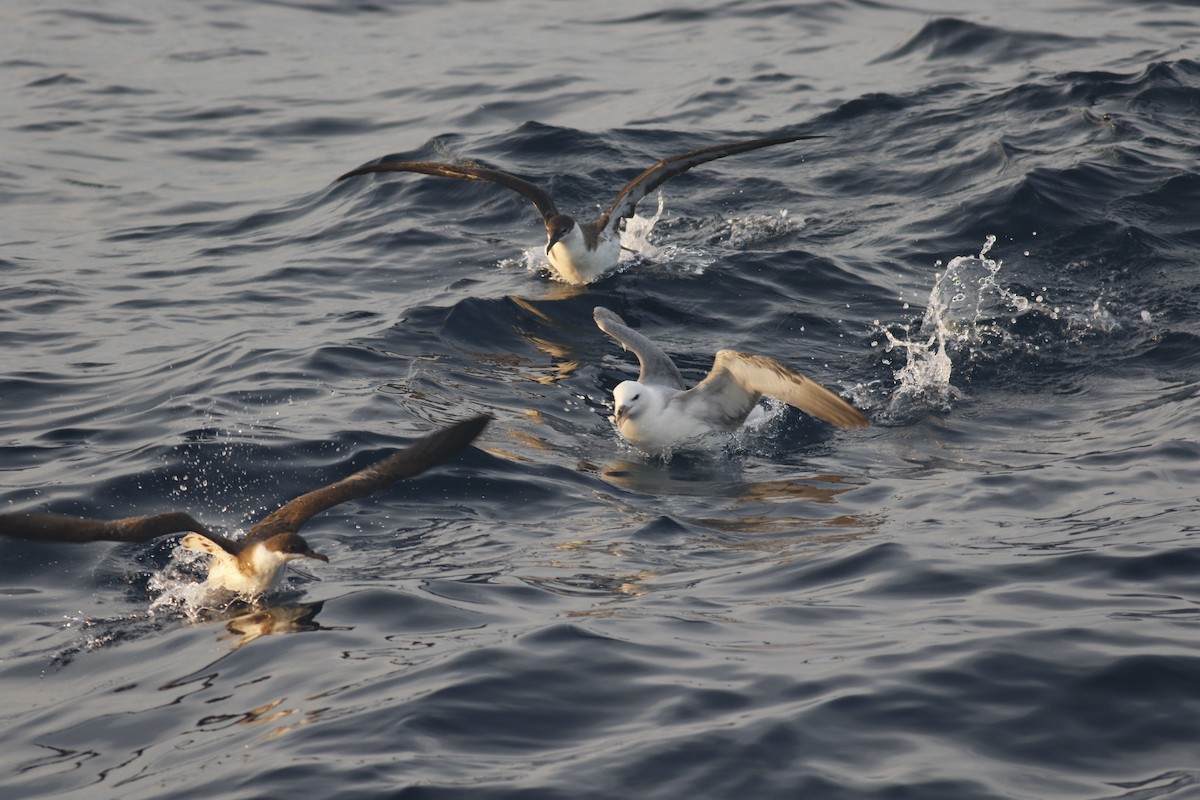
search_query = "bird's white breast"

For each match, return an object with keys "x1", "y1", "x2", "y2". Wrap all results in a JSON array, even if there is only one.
[
  {"x1": 205, "y1": 543, "x2": 290, "y2": 596},
  {"x1": 618, "y1": 412, "x2": 714, "y2": 452},
  {"x1": 546, "y1": 227, "x2": 621, "y2": 284}
]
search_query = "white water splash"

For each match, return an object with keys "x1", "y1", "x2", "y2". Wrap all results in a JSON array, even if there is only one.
[
  {"x1": 619, "y1": 191, "x2": 666, "y2": 252},
  {"x1": 620, "y1": 193, "x2": 716, "y2": 276},
  {"x1": 497, "y1": 247, "x2": 548, "y2": 277},
  {"x1": 878, "y1": 237, "x2": 1136, "y2": 417},
  {"x1": 147, "y1": 539, "x2": 235, "y2": 621},
  {"x1": 883, "y1": 235, "x2": 1021, "y2": 412},
  {"x1": 728, "y1": 398, "x2": 791, "y2": 454},
  {"x1": 725, "y1": 209, "x2": 804, "y2": 248}
]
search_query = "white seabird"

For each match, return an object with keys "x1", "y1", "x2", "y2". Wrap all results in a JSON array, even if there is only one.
[
  {"x1": 0, "y1": 415, "x2": 489, "y2": 598},
  {"x1": 338, "y1": 133, "x2": 822, "y2": 284},
  {"x1": 594, "y1": 307, "x2": 867, "y2": 453}
]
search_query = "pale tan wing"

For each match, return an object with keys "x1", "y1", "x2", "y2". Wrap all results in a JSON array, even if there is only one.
[
  {"x1": 681, "y1": 351, "x2": 868, "y2": 430},
  {"x1": 0, "y1": 511, "x2": 241, "y2": 554},
  {"x1": 338, "y1": 160, "x2": 559, "y2": 221},
  {"x1": 246, "y1": 415, "x2": 490, "y2": 542},
  {"x1": 594, "y1": 306, "x2": 687, "y2": 390},
  {"x1": 595, "y1": 134, "x2": 824, "y2": 234}
]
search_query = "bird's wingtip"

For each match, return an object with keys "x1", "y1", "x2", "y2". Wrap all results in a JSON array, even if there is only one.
[
  {"x1": 463, "y1": 413, "x2": 492, "y2": 437},
  {"x1": 846, "y1": 410, "x2": 871, "y2": 429},
  {"x1": 593, "y1": 306, "x2": 620, "y2": 326},
  {"x1": 336, "y1": 165, "x2": 369, "y2": 182}
]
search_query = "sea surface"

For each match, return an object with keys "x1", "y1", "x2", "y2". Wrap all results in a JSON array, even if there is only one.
[{"x1": 2, "y1": 1, "x2": 1199, "y2": 798}]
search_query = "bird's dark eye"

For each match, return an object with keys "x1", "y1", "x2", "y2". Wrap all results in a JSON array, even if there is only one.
[{"x1": 631, "y1": 394, "x2": 640, "y2": 401}]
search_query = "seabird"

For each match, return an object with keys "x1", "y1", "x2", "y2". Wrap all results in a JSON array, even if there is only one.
[
  {"x1": 594, "y1": 307, "x2": 867, "y2": 452},
  {"x1": 0, "y1": 415, "x2": 489, "y2": 598},
  {"x1": 338, "y1": 133, "x2": 822, "y2": 284}
]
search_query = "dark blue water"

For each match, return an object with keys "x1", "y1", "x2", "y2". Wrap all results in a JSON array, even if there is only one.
[{"x1": 3, "y1": 1, "x2": 1200, "y2": 798}]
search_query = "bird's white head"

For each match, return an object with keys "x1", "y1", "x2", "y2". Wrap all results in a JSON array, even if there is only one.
[
  {"x1": 610, "y1": 380, "x2": 712, "y2": 453},
  {"x1": 611, "y1": 380, "x2": 661, "y2": 429}
]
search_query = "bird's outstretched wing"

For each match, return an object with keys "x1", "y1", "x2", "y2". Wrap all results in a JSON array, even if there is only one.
[
  {"x1": 338, "y1": 161, "x2": 559, "y2": 221},
  {"x1": 594, "y1": 307, "x2": 687, "y2": 390},
  {"x1": 0, "y1": 511, "x2": 241, "y2": 554},
  {"x1": 596, "y1": 134, "x2": 824, "y2": 234},
  {"x1": 681, "y1": 351, "x2": 868, "y2": 430},
  {"x1": 246, "y1": 415, "x2": 490, "y2": 542}
]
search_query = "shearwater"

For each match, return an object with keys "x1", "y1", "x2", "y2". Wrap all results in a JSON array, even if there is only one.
[
  {"x1": 338, "y1": 134, "x2": 822, "y2": 284},
  {"x1": 0, "y1": 415, "x2": 489, "y2": 598}
]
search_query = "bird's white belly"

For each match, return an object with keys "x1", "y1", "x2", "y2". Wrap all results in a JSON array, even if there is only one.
[
  {"x1": 204, "y1": 545, "x2": 288, "y2": 596},
  {"x1": 205, "y1": 560, "x2": 258, "y2": 594},
  {"x1": 617, "y1": 410, "x2": 716, "y2": 453},
  {"x1": 547, "y1": 234, "x2": 622, "y2": 284}
]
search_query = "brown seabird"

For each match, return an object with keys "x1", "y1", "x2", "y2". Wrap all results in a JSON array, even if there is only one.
[
  {"x1": 338, "y1": 133, "x2": 822, "y2": 284},
  {"x1": 0, "y1": 415, "x2": 489, "y2": 597}
]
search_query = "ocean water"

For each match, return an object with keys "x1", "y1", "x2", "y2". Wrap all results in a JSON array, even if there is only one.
[{"x1": 2, "y1": 1, "x2": 1199, "y2": 798}]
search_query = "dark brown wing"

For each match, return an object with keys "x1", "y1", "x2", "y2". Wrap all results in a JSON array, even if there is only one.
[
  {"x1": 0, "y1": 511, "x2": 240, "y2": 553},
  {"x1": 246, "y1": 415, "x2": 490, "y2": 542},
  {"x1": 338, "y1": 160, "x2": 559, "y2": 221},
  {"x1": 596, "y1": 134, "x2": 825, "y2": 234}
]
